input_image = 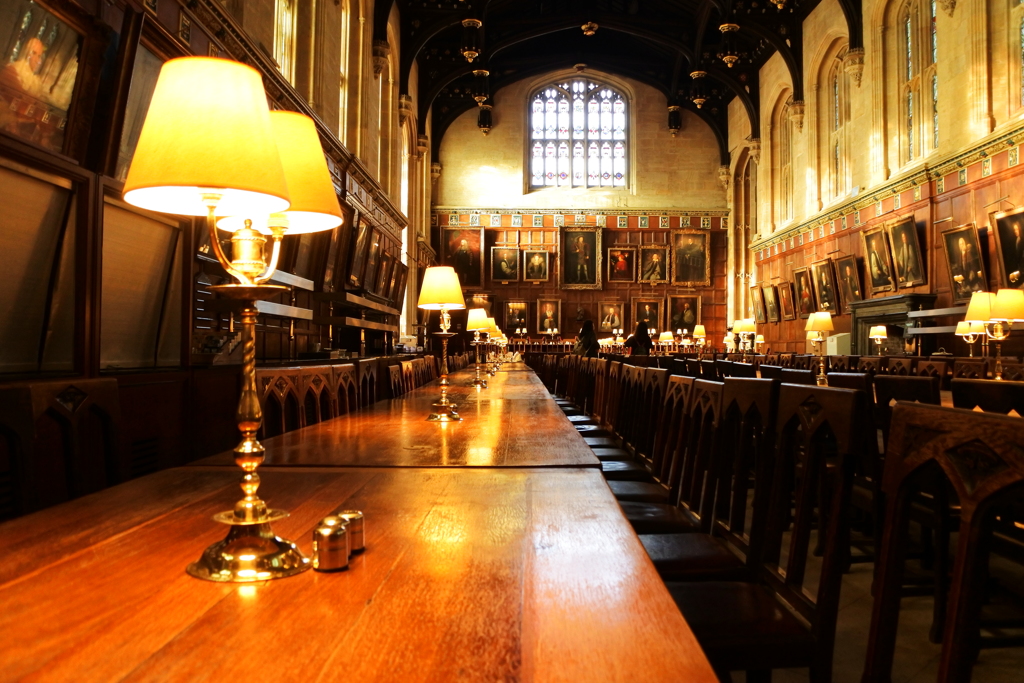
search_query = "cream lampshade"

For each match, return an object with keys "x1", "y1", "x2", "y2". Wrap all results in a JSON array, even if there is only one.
[
  {"x1": 123, "y1": 57, "x2": 290, "y2": 217},
  {"x1": 659, "y1": 331, "x2": 675, "y2": 342},
  {"x1": 755, "y1": 334, "x2": 765, "y2": 344},
  {"x1": 692, "y1": 325, "x2": 706, "y2": 338},
  {"x1": 805, "y1": 311, "x2": 834, "y2": 333},
  {"x1": 417, "y1": 267, "x2": 466, "y2": 310},
  {"x1": 991, "y1": 288, "x2": 1024, "y2": 322},
  {"x1": 964, "y1": 291, "x2": 995, "y2": 323},
  {"x1": 217, "y1": 111, "x2": 342, "y2": 234},
  {"x1": 954, "y1": 321, "x2": 970, "y2": 336},
  {"x1": 466, "y1": 308, "x2": 490, "y2": 331},
  {"x1": 869, "y1": 325, "x2": 887, "y2": 339}
]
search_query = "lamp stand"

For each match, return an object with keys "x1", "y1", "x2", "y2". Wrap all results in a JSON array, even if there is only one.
[
  {"x1": 470, "y1": 330, "x2": 487, "y2": 388},
  {"x1": 813, "y1": 336, "x2": 828, "y2": 386},
  {"x1": 187, "y1": 204, "x2": 309, "y2": 581},
  {"x1": 989, "y1": 322, "x2": 1010, "y2": 381},
  {"x1": 428, "y1": 306, "x2": 461, "y2": 421}
]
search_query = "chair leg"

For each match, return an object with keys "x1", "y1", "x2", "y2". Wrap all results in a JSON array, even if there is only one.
[{"x1": 929, "y1": 486, "x2": 952, "y2": 644}]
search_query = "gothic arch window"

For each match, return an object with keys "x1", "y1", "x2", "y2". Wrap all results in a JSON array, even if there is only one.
[
  {"x1": 826, "y1": 51, "x2": 849, "y2": 202},
  {"x1": 529, "y1": 79, "x2": 627, "y2": 189},
  {"x1": 897, "y1": 0, "x2": 938, "y2": 164},
  {"x1": 274, "y1": 0, "x2": 297, "y2": 85},
  {"x1": 770, "y1": 95, "x2": 794, "y2": 228}
]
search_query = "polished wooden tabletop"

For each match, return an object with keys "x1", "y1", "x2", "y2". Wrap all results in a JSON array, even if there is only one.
[
  {"x1": 0, "y1": 466, "x2": 718, "y2": 683},
  {"x1": 195, "y1": 364, "x2": 600, "y2": 469}
]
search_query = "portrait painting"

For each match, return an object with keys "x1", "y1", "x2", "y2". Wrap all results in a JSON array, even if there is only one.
[
  {"x1": 537, "y1": 299, "x2": 561, "y2": 333},
  {"x1": 443, "y1": 227, "x2": 484, "y2": 288},
  {"x1": 810, "y1": 259, "x2": 840, "y2": 314},
  {"x1": 392, "y1": 262, "x2": 409, "y2": 307},
  {"x1": 505, "y1": 301, "x2": 528, "y2": 331},
  {"x1": 762, "y1": 285, "x2": 780, "y2": 323},
  {"x1": 0, "y1": 2, "x2": 82, "y2": 153},
  {"x1": 560, "y1": 226, "x2": 602, "y2": 289},
  {"x1": 941, "y1": 223, "x2": 988, "y2": 304},
  {"x1": 991, "y1": 207, "x2": 1024, "y2": 289},
  {"x1": 347, "y1": 220, "x2": 372, "y2": 287},
  {"x1": 490, "y1": 246, "x2": 520, "y2": 282},
  {"x1": 376, "y1": 251, "x2": 394, "y2": 297},
  {"x1": 362, "y1": 229, "x2": 383, "y2": 293},
  {"x1": 116, "y1": 45, "x2": 162, "y2": 181},
  {"x1": 750, "y1": 285, "x2": 766, "y2": 325},
  {"x1": 862, "y1": 226, "x2": 896, "y2": 294},
  {"x1": 639, "y1": 245, "x2": 671, "y2": 284},
  {"x1": 668, "y1": 295, "x2": 700, "y2": 332},
  {"x1": 778, "y1": 280, "x2": 796, "y2": 321},
  {"x1": 598, "y1": 301, "x2": 624, "y2": 333},
  {"x1": 792, "y1": 267, "x2": 817, "y2": 319},
  {"x1": 523, "y1": 250, "x2": 550, "y2": 282},
  {"x1": 834, "y1": 255, "x2": 863, "y2": 312},
  {"x1": 885, "y1": 217, "x2": 926, "y2": 288},
  {"x1": 606, "y1": 247, "x2": 636, "y2": 283},
  {"x1": 671, "y1": 230, "x2": 711, "y2": 287},
  {"x1": 631, "y1": 298, "x2": 663, "y2": 331}
]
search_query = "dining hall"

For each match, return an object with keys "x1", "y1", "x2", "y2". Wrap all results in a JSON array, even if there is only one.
[{"x1": 2, "y1": 1, "x2": 1024, "y2": 681}]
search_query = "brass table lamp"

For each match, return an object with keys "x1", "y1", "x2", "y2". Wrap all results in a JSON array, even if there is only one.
[
  {"x1": 418, "y1": 267, "x2": 466, "y2": 421},
  {"x1": 466, "y1": 307, "x2": 489, "y2": 388},
  {"x1": 806, "y1": 312, "x2": 833, "y2": 386},
  {"x1": 954, "y1": 321, "x2": 984, "y2": 357},
  {"x1": 123, "y1": 58, "x2": 342, "y2": 582},
  {"x1": 967, "y1": 290, "x2": 1024, "y2": 380},
  {"x1": 868, "y1": 325, "x2": 887, "y2": 355},
  {"x1": 692, "y1": 325, "x2": 707, "y2": 359}
]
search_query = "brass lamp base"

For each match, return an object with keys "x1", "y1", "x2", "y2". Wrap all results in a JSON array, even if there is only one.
[
  {"x1": 470, "y1": 376, "x2": 487, "y2": 388},
  {"x1": 187, "y1": 518, "x2": 310, "y2": 582},
  {"x1": 427, "y1": 401, "x2": 462, "y2": 422}
]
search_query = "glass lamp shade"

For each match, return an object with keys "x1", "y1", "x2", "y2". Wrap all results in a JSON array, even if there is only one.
[
  {"x1": 659, "y1": 331, "x2": 675, "y2": 342},
  {"x1": 123, "y1": 57, "x2": 290, "y2": 217},
  {"x1": 964, "y1": 291, "x2": 995, "y2": 323},
  {"x1": 417, "y1": 267, "x2": 466, "y2": 310},
  {"x1": 217, "y1": 111, "x2": 342, "y2": 234},
  {"x1": 805, "y1": 311, "x2": 834, "y2": 332},
  {"x1": 466, "y1": 308, "x2": 489, "y2": 331},
  {"x1": 869, "y1": 325, "x2": 887, "y2": 339},
  {"x1": 692, "y1": 325, "x2": 707, "y2": 338},
  {"x1": 991, "y1": 288, "x2": 1024, "y2": 322}
]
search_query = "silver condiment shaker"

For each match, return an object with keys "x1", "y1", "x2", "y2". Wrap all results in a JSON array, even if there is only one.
[
  {"x1": 312, "y1": 516, "x2": 350, "y2": 572},
  {"x1": 337, "y1": 510, "x2": 364, "y2": 553}
]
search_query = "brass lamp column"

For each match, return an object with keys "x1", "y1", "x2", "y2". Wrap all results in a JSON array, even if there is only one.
[
  {"x1": 418, "y1": 267, "x2": 466, "y2": 421},
  {"x1": 692, "y1": 325, "x2": 707, "y2": 359},
  {"x1": 806, "y1": 312, "x2": 833, "y2": 386},
  {"x1": 123, "y1": 58, "x2": 343, "y2": 582},
  {"x1": 466, "y1": 307, "x2": 489, "y2": 388},
  {"x1": 954, "y1": 321, "x2": 984, "y2": 357}
]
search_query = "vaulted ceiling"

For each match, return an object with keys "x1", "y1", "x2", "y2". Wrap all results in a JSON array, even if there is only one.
[{"x1": 381, "y1": 0, "x2": 862, "y2": 163}]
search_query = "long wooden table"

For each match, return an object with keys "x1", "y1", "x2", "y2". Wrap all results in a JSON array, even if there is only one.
[
  {"x1": 0, "y1": 364, "x2": 717, "y2": 682},
  {"x1": 195, "y1": 364, "x2": 600, "y2": 468}
]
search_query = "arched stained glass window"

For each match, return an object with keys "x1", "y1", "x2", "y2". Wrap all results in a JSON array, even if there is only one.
[{"x1": 529, "y1": 80, "x2": 628, "y2": 188}]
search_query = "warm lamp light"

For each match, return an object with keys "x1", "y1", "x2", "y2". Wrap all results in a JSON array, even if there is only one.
[
  {"x1": 964, "y1": 291, "x2": 995, "y2": 324},
  {"x1": 418, "y1": 267, "x2": 466, "y2": 420},
  {"x1": 991, "y1": 289, "x2": 1024, "y2": 322},
  {"x1": 466, "y1": 308, "x2": 490, "y2": 389},
  {"x1": 124, "y1": 57, "x2": 289, "y2": 217},
  {"x1": 975, "y1": 288, "x2": 1024, "y2": 379},
  {"x1": 659, "y1": 331, "x2": 675, "y2": 343},
  {"x1": 955, "y1": 320, "x2": 984, "y2": 357},
  {"x1": 869, "y1": 325, "x2": 888, "y2": 339},
  {"x1": 755, "y1": 334, "x2": 765, "y2": 345},
  {"x1": 692, "y1": 325, "x2": 707, "y2": 338},
  {"x1": 123, "y1": 57, "x2": 325, "y2": 583},
  {"x1": 805, "y1": 312, "x2": 832, "y2": 386},
  {"x1": 217, "y1": 111, "x2": 342, "y2": 235}
]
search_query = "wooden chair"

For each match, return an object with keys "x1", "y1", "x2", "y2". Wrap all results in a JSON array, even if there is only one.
[
  {"x1": 863, "y1": 403, "x2": 1024, "y2": 683},
  {"x1": 888, "y1": 357, "x2": 914, "y2": 376},
  {"x1": 400, "y1": 360, "x2": 416, "y2": 394},
  {"x1": 607, "y1": 375, "x2": 695, "y2": 503},
  {"x1": 952, "y1": 358, "x2": 989, "y2": 380},
  {"x1": 332, "y1": 364, "x2": 359, "y2": 414},
  {"x1": 685, "y1": 359, "x2": 702, "y2": 377},
  {"x1": 730, "y1": 362, "x2": 758, "y2": 378},
  {"x1": 830, "y1": 355, "x2": 860, "y2": 372},
  {"x1": 781, "y1": 367, "x2": 817, "y2": 385},
  {"x1": 667, "y1": 384, "x2": 867, "y2": 683},
  {"x1": 825, "y1": 371, "x2": 873, "y2": 394},
  {"x1": 873, "y1": 375, "x2": 941, "y2": 448},
  {"x1": 616, "y1": 379, "x2": 725, "y2": 534},
  {"x1": 1001, "y1": 361, "x2": 1024, "y2": 382},
  {"x1": 700, "y1": 359, "x2": 718, "y2": 379},
  {"x1": 758, "y1": 364, "x2": 783, "y2": 380},
  {"x1": 857, "y1": 356, "x2": 889, "y2": 375},
  {"x1": 915, "y1": 359, "x2": 950, "y2": 390},
  {"x1": 299, "y1": 366, "x2": 334, "y2": 426},
  {"x1": 0, "y1": 378, "x2": 123, "y2": 519},
  {"x1": 356, "y1": 358, "x2": 378, "y2": 406},
  {"x1": 256, "y1": 368, "x2": 301, "y2": 438},
  {"x1": 715, "y1": 359, "x2": 734, "y2": 378},
  {"x1": 951, "y1": 378, "x2": 1024, "y2": 415},
  {"x1": 387, "y1": 365, "x2": 405, "y2": 398},
  {"x1": 641, "y1": 377, "x2": 780, "y2": 581}
]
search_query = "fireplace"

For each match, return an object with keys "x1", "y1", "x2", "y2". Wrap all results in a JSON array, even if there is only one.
[{"x1": 848, "y1": 293, "x2": 937, "y2": 354}]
